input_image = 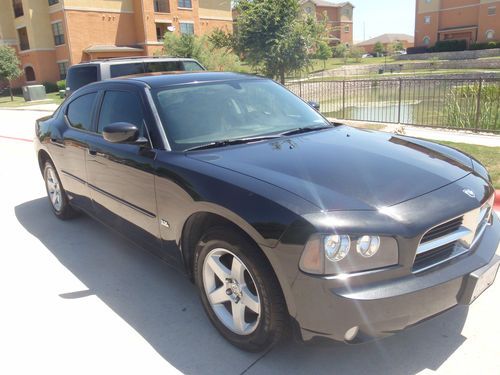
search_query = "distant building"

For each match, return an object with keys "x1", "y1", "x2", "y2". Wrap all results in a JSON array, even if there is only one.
[
  {"x1": 355, "y1": 34, "x2": 415, "y2": 54},
  {"x1": 300, "y1": 1, "x2": 354, "y2": 46},
  {"x1": 414, "y1": 0, "x2": 499, "y2": 48},
  {"x1": 0, "y1": 0, "x2": 232, "y2": 86}
]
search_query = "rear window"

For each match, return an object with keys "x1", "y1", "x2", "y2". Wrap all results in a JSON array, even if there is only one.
[
  {"x1": 110, "y1": 63, "x2": 144, "y2": 78},
  {"x1": 67, "y1": 66, "x2": 98, "y2": 92}
]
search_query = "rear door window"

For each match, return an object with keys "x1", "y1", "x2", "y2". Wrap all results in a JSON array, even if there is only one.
[
  {"x1": 145, "y1": 61, "x2": 182, "y2": 73},
  {"x1": 66, "y1": 92, "x2": 98, "y2": 131},
  {"x1": 110, "y1": 63, "x2": 144, "y2": 78},
  {"x1": 67, "y1": 66, "x2": 98, "y2": 92}
]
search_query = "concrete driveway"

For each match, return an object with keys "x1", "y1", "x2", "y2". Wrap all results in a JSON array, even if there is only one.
[{"x1": 1, "y1": 108, "x2": 499, "y2": 374}]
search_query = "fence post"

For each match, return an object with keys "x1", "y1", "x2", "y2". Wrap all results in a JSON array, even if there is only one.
[
  {"x1": 397, "y1": 78, "x2": 403, "y2": 124},
  {"x1": 342, "y1": 80, "x2": 346, "y2": 119},
  {"x1": 475, "y1": 79, "x2": 483, "y2": 132},
  {"x1": 299, "y1": 79, "x2": 302, "y2": 98}
]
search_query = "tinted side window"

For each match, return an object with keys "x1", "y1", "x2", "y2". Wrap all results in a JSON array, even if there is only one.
[
  {"x1": 66, "y1": 92, "x2": 97, "y2": 131},
  {"x1": 110, "y1": 63, "x2": 144, "y2": 78},
  {"x1": 182, "y1": 61, "x2": 204, "y2": 71},
  {"x1": 67, "y1": 66, "x2": 98, "y2": 92},
  {"x1": 97, "y1": 90, "x2": 146, "y2": 134},
  {"x1": 145, "y1": 61, "x2": 182, "y2": 73}
]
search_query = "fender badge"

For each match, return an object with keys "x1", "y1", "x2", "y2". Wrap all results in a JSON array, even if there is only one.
[{"x1": 463, "y1": 189, "x2": 476, "y2": 198}]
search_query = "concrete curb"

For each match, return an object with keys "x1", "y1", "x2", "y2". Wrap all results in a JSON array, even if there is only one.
[
  {"x1": 0, "y1": 135, "x2": 33, "y2": 143},
  {"x1": 0, "y1": 107, "x2": 55, "y2": 112}
]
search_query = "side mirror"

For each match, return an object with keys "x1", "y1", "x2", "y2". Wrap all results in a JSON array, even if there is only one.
[
  {"x1": 308, "y1": 101, "x2": 320, "y2": 111},
  {"x1": 103, "y1": 122, "x2": 143, "y2": 144}
]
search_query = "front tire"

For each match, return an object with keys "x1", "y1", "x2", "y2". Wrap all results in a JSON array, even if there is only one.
[
  {"x1": 194, "y1": 227, "x2": 287, "y2": 352},
  {"x1": 43, "y1": 161, "x2": 78, "y2": 220}
]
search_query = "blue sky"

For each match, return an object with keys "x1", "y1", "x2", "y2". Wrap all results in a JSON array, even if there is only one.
[{"x1": 350, "y1": 0, "x2": 416, "y2": 42}]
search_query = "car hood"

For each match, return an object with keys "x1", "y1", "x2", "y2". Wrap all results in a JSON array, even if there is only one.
[{"x1": 188, "y1": 127, "x2": 473, "y2": 211}]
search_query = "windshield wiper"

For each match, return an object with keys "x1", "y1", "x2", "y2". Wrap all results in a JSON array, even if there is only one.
[
  {"x1": 185, "y1": 135, "x2": 281, "y2": 152},
  {"x1": 280, "y1": 125, "x2": 332, "y2": 137}
]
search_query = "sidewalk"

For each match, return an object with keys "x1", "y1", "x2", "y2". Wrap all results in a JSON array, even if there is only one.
[{"x1": 335, "y1": 119, "x2": 500, "y2": 147}]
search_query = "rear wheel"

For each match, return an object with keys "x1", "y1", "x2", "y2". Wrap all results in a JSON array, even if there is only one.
[
  {"x1": 194, "y1": 227, "x2": 287, "y2": 352},
  {"x1": 43, "y1": 161, "x2": 78, "y2": 220}
]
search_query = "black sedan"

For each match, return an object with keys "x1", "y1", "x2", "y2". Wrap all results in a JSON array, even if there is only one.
[{"x1": 35, "y1": 72, "x2": 500, "y2": 352}]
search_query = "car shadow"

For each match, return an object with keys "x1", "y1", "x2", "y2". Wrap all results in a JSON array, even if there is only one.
[{"x1": 15, "y1": 198, "x2": 469, "y2": 375}]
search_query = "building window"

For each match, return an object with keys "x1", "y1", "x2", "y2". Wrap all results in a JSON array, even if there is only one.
[
  {"x1": 344, "y1": 25, "x2": 350, "y2": 33},
  {"x1": 58, "y1": 61, "x2": 68, "y2": 80},
  {"x1": 12, "y1": 0, "x2": 23, "y2": 17},
  {"x1": 154, "y1": 0, "x2": 170, "y2": 12},
  {"x1": 486, "y1": 30, "x2": 495, "y2": 40},
  {"x1": 25, "y1": 66, "x2": 36, "y2": 82},
  {"x1": 425, "y1": 0, "x2": 432, "y2": 3},
  {"x1": 178, "y1": 0, "x2": 192, "y2": 8},
  {"x1": 424, "y1": 16, "x2": 431, "y2": 24},
  {"x1": 48, "y1": 0, "x2": 59, "y2": 5},
  {"x1": 52, "y1": 22, "x2": 65, "y2": 46},
  {"x1": 342, "y1": 8, "x2": 351, "y2": 17},
  {"x1": 180, "y1": 23, "x2": 194, "y2": 35},
  {"x1": 305, "y1": 6, "x2": 313, "y2": 14},
  {"x1": 423, "y1": 36, "x2": 430, "y2": 45},
  {"x1": 156, "y1": 23, "x2": 172, "y2": 42},
  {"x1": 17, "y1": 27, "x2": 29, "y2": 51},
  {"x1": 488, "y1": 6, "x2": 496, "y2": 16}
]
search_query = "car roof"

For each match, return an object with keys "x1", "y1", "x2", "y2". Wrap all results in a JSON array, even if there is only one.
[
  {"x1": 69, "y1": 57, "x2": 201, "y2": 67},
  {"x1": 126, "y1": 72, "x2": 264, "y2": 88}
]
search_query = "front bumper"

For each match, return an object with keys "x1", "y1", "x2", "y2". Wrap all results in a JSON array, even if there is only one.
[{"x1": 292, "y1": 212, "x2": 500, "y2": 343}]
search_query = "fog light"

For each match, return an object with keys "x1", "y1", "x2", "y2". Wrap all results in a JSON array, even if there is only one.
[
  {"x1": 324, "y1": 235, "x2": 351, "y2": 262},
  {"x1": 356, "y1": 235, "x2": 380, "y2": 257},
  {"x1": 344, "y1": 326, "x2": 359, "y2": 341}
]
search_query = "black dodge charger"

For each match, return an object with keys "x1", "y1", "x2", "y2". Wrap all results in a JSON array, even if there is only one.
[{"x1": 35, "y1": 72, "x2": 500, "y2": 352}]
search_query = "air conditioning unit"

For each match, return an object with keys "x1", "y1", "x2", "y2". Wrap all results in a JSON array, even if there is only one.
[{"x1": 23, "y1": 85, "x2": 47, "y2": 101}]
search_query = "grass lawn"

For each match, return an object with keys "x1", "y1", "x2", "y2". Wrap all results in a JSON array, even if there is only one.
[
  {"x1": 437, "y1": 141, "x2": 500, "y2": 189},
  {"x1": 0, "y1": 92, "x2": 64, "y2": 108}
]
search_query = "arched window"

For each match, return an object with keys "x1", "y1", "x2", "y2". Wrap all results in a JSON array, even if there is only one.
[
  {"x1": 24, "y1": 66, "x2": 36, "y2": 81},
  {"x1": 486, "y1": 30, "x2": 495, "y2": 40},
  {"x1": 423, "y1": 36, "x2": 431, "y2": 45}
]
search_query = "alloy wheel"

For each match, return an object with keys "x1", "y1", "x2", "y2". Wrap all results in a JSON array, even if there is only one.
[{"x1": 46, "y1": 166, "x2": 62, "y2": 212}]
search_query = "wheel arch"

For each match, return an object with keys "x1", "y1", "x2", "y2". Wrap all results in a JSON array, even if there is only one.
[
  {"x1": 180, "y1": 210, "x2": 296, "y2": 317},
  {"x1": 37, "y1": 149, "x2": 52, "y2": 174}
]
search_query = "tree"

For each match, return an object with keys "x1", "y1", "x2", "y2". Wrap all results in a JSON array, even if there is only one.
[
  {"x1": 163, "y1": 33, "x2": 206, "y2": 61},
  {"x1": 333, "y1": 43, "x2": 348, "y2": 60},
  {"x1": 229, "y1": 0, "x2": 326, "y2": 83},
  {"x1": 373, "y1": 41, "x2": 385, "y2": 57},
  {"x1": 392, "y1": 41, "x2": 404, "y2": 52},
  {"x1": 314, "y1": 41, "x2": 332, "y2": 69},
  {"x1": 0, "y1": 46, "x2": 22, "y2": 101},
  {"x1": 349, "y1": 46, "x2": 364, "y2": 62}
]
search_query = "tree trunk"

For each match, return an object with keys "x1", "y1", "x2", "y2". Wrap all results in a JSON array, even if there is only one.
[
  {"x1": 279, "y1": 66, "x2": 285, "y2": 85},
  {"x1": 9, "y1": 83, "x2": 13, "y2": 102}
]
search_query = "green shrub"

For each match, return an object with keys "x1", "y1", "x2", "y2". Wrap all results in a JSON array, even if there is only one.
[
  {"x1": 430, "y1": 39, "x2": 467, "y2": 52},
  {"x1": 469, "y1": 41, "x2": 499, "y2": 50},
  {"x1": 445, "y1": 83, "x2": 500, "y2": 131},
  {"x1": 42, "y1": 81, "x2": 58, "y2": 93},
  {"x1": 57, "y1": 80, "x2": 66, "y2": 91}
]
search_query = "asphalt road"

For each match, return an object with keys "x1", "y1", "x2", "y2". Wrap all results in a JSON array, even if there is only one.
[{"x1": 1, "y1": 108, "x2": 499, "y2": 375}]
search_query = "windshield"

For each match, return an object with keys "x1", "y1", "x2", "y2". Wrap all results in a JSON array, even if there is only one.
[{"x1": 153, "y1": 79, "x2": 329, "y2": 151}]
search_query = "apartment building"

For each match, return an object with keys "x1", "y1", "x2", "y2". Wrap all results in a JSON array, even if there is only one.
[
  {"x1": 414, "y1": 0, "x2": 499, "y2": 48},
  {"x1": 0, "y1": 0, "x2": 232, "y2": 86},
  {"x1": 300, "y1": 1, "x2": 354, "y2": 46}
]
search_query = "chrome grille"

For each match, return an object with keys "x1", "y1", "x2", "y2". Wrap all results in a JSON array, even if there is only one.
[{"x1": 413, "y1": 196, "x2": 494, "y2": 273}]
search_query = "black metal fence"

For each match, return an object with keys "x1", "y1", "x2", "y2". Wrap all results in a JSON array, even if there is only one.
[{"x1": 286, "y1": 78, "x2": 500, "y2": 133}]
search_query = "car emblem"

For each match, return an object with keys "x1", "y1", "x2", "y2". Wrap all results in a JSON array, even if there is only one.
[{"x1": 463, "y1": 189, "x2": 476, "y2": 198}]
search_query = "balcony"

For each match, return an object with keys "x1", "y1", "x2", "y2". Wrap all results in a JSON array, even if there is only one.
[
  {"x1": 154, "y1": 0, "x2": 170, "y2": 13},
  {"x1": 12, "y1": 0, "x2": 24, "y2": 18}
]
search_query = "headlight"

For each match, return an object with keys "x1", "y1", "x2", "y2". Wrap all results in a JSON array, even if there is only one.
[
  {"x1": 299, "y1": 234, "x2": 398, "y2": 275},
  {"x1": 324, "y1": 235, "x2": 350, "y2": 261},
  {"x1": 356, "y1": 235, "x2": 380, "y2": 257}
]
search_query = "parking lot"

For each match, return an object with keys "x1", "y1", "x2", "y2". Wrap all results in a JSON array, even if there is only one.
[{"x1": 1, "y1": 108, "x2": 499, "y2": 375}]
